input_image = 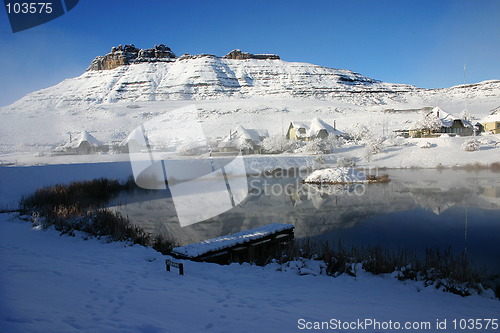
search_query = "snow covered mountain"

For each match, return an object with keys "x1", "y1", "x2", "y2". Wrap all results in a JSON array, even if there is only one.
[
  {"x1": 5, "y1": 46, "x2": 422, "y2": 112},
  {"x1": 1, "y1": 45, "x2": 499, "y2": 155}
]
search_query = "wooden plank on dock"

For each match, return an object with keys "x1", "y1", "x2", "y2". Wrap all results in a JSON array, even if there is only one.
[{"x1": 171, "y1": 223, "x2": 294, "y2": 264}]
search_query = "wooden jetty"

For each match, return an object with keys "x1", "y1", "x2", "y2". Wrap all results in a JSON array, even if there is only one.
[{"x1": 171, "y1": 223, "x2": 294, "y2": 265}]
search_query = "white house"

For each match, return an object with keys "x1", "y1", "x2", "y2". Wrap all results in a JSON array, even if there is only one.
[
  {"x1": 409, "y1": 107, "x2": 473, "y2": 137},
  {"x1": 286, "y1": 117, "x2": 345, "y2": 141},
  {"x1": 54, "y1": 131, "x2": 107, "y2": 155},
  {"x1": 218, "y1": 125, "x2": 269, "y2": 154}
]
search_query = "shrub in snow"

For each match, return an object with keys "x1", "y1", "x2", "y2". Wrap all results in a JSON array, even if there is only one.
[
  {"x1": 347, "y1": 124, "x2": 384, "y2": 158},
  {"x1": 414, "y1": 111, "x2": 442, "y2": 133},
  {"x1": 347, "y1": 124, "x2": 371, "y2": 142},
  {"x1": 478, "y1": 137, "x2": 494, "y2": 145},
  {"x1": 274, "y1": 240, "x2": 484, "y2": 296},
  {"x1": 385, "y1": 135, "x2": 407, "y2": 147},
  {"x1": 459, "y1": 109, "x2": 474, "y2": 122},
  {"x1": 176, "y1": 142, "x2": 208, "y2": 156},
  {"x1": 19, "y1": 178, "x2": 175, "y2": 254},
  {"x1": 419, "y1": 141, "x2": 432, "y2": 149},
  {"x1": 298, "y1": 138, "x2": 324, "y2": 155},
  {"x1": 295, "y1": 136, "x2": 344, "y2": 155},
  {"x1": 261, "y1": 135, "x2": 299, "y2": 154},
  {"x1": 366, "y1": 138, "x2": 383, "y2": 154},
  {"x1": 236, "y1": 140, "x2": 253, "y2": 152},
  {"x1": 337, "y1": 157, "x2": 356, "y2": 168},
  {"x1": 322, "y1": 135, "x2": 344, "y2": 150},
  {"x1": 314, "y1": 155, "x2": 325, "y2": 164},
  {"x1": 461, "y1": 139, "x2": 480, "y2": 152},
  {"x1": 363, "y1": 138, "x2": 383, "y2": 162}
]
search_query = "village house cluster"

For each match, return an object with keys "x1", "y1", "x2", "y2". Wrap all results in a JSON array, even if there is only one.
[
  {"x1": 53, "y1": 106, "x2": 500, "y2": 155},
  {"x1": 403, "y1": 106, "x2": 500, "y2": 138}
]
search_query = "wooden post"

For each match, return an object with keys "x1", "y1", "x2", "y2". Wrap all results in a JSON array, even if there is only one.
[{"x1": 166, "y1": 259, "x2": 184, "y2": 275}]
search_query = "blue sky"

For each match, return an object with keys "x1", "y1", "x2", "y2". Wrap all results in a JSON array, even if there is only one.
[{"x1": 0, "y1": 0, "x2": 499, "y2": 107}]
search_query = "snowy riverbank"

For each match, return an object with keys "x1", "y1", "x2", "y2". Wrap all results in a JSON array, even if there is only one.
[{"x1": 1, "y1": 213, "x2": 499, "y2": 333}]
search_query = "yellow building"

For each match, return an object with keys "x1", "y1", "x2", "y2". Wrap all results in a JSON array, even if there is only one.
[
  {"x1": 286, "y1": 122, "x2": 310, "y2": 140},
  {"x1": 481, "y1": 109, "x2": 500, "y2": 134}
]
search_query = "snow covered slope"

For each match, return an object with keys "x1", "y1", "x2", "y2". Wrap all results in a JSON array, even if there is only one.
[{"x1": 6, "y1": 56, "x2": 418, "y2": 111}]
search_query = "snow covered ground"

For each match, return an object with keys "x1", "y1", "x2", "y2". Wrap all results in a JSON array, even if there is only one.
[
  {"x1": 1, "y1": 213, "x2": 499, "y2": 333},
  {"x1": 1, "y1": 94, "x2": 499, "y2": 171},
  {"x1": 1, "y1": 89, "x2": 499, "y2": 157},
  {"x1": 334, "y1": 134, "x2": 500, "y2": 169}
]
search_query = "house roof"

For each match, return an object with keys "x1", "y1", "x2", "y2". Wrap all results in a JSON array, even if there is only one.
[
  {"x1": 482, "y1": 114, "x2": 500, "y2": 123},
  {"x1": 482, "y1": 106, "x2": 500, "y2": 123},
  {"x1": 218, "y1": 125, "x2": 269, "y2": 149},
  {"x1": 410, "y1": 106, "x2": 473, "y2": 130},
  {"x1": 290, "y1": 122, "x2": 309, "y2": 130},
  {"x1": 289, "y1": 122, "x2": 310, "y2": 138},
  {"x1": 60, "y1": 131, "x2": 102, "y2": 149},
  {"x1": 234, "y1": 125, "x2": 268, "y2": 143},
  {"x1": 120, "y1": 127, "x2": 146, "y2": 146},
  {"x1": 289, "y1": 117, "x2": 345, "y2": 138},
  {"x1": 308, "y1": 117, "x2": 345, "y2": 137}
]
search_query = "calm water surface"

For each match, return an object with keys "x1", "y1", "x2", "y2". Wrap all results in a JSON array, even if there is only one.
[{"x1": 109, "y1": 168, "x2": 500, "y2": 276}]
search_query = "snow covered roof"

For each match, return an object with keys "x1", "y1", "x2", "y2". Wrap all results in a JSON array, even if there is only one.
[
  {"x1": 481, "y1": 114, "x2": 500, "y2": 123},
  {"x1": 59, "y1": 131, "x2": 102, "y2": 150},
  {"x1": 290, "y1": 118, "x2": 345, "y2": 138},
  {"x1": 481, "y1": 107, "x2": 500, "y2": 123},
  {"x1": 218, "y1": 125, "x2": 269, "y2": 148},
  {"x1": 411, "y1": 107, "x2": 472, "y2": 130},
  {"x1": 235, "y1": 125, "x2": 266, "y2": 143},
  {"x1": 172, "y1": 223, "x2": 294, "y2": 258},
  {"x1": 254, "y1": 128, "x2": 269, "y2": 138},
  {"x1": 289, "y1": 122, "x2": 310, "y2": 138},
  {"x1": 291, "y1": 122, "x2": 309, "y2": 130},
  {"x1": 120, "y1": 127, "x2": 145, "y2": 146},
  {"x1": 307, "y1": 117, "x2": 345, "y2": 137}
]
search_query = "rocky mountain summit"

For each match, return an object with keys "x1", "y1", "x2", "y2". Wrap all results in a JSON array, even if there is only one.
[
  {"x1": 223, "y1": 49, "x2": 280, "y2": 60},
  {"x1": 87, "y1": 44, "x2": 176, "y2": 71},
  {"x1": 87, "y1": 45, "x2": 280, "y2": 71}
]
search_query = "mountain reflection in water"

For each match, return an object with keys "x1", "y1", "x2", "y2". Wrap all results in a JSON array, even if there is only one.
[{"x1": 108, "y1": 169, "x2": 500, "y2": 273}]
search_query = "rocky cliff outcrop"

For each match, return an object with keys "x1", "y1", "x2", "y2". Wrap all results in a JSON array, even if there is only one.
[
  {"x1": 87, "y1": 44, "x2": 176, "y2": 71},
  {"x1": 87, "y1": 46, "x2": 281, "y2": 71},
  {"x1": 223, "y1": 49, "x2": 280, "y2": 60}
]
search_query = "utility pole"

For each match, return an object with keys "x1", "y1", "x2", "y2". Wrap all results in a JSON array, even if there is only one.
[{"x1": 463, "y1": 61, "x2": 468, "y2": 121}]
